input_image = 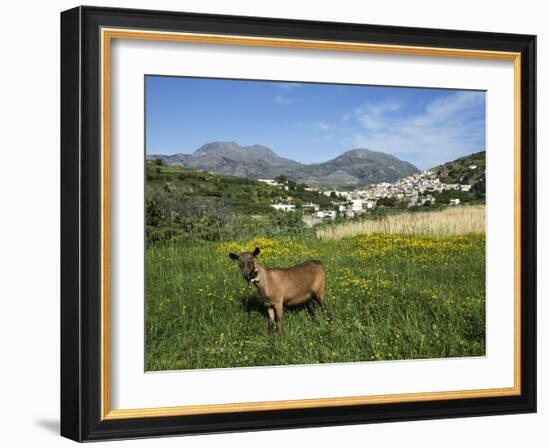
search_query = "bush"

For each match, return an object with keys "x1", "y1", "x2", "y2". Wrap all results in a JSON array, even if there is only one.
[
  {"x1": 377, "y1": 197, "x2": 397, "y2": 207},
  {"x1": 145, "y1": 187, "x2": 234, "y2": 245},
  {"x1": 269, "y1": 210, "x2": 305, "y2": 236}
]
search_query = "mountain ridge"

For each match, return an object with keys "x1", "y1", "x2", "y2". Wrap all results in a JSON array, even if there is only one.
[{"x1": 148, "y1": 141, "x2": 420, "y2": 186}]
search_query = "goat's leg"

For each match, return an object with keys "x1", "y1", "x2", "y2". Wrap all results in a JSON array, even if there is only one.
[
  {"x1": 306, "y1": 299, "x2": 317, "y2": 316},
  {"x1": 315, "y1": 286, "x2": 332, "y2": 324},
  {"x1": 274, "y1": 301, "x2": 283, "y2": 333},
  {"x1": 266, "y1": 307, "x2": 276, "y2": 332},
  {"x1": 313, "y1": 283, "x2": 325, "y2": 311}
]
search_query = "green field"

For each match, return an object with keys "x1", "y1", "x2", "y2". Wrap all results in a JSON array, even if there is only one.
[
  {"x1": 145, "y1": 159, "x2": 486, "y2": 371},
  {"x1": 145, "y1": 232, "x2": 485, "y2": 371}
]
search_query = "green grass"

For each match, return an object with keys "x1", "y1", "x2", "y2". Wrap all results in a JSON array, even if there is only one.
[{"x1": 145, "y1": 233, "x2": 485, "y2": 371}]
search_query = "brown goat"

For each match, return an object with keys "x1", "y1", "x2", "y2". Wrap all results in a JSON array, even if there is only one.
[{"x1": 229, "y1": 247, "x2": 325, "y2": 331}]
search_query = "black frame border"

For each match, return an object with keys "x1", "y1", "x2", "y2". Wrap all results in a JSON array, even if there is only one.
[{"x1": 61, "y1": 6, "x2": 536, "y2": 442}]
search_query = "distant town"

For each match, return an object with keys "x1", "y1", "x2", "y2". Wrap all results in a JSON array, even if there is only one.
[{"x1": 262, "y1": 165, "x2": 480, "y2": 220}]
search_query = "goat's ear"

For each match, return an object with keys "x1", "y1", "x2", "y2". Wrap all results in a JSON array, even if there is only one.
[
  {"x1": 252, "y1": 247, "x2": 260, "y2": 257},
  {"x1": 229, "y1": 253, "x2": 239, "y2": 260}
]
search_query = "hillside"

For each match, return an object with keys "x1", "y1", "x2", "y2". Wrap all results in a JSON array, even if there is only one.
[
  {"x1": 431, "y1": 151, "x2": 485, "y2": 186},
  {"x1": 148, "y1": 141, "x2": 419, "y2": 186},
  {"x1": 145, "y1": 160, "x2": 344, "y2": 244},
  {"x1": 146, "y1": 160, "x2": 336, "y2": 215}
]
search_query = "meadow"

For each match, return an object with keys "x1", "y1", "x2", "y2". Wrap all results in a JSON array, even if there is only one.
[
  {"x1": 145, "y1": 214, "x2": 486, "y2": 371},
  {"x1": 316, "y1": 205, "x2": 485, "y2": 240}
]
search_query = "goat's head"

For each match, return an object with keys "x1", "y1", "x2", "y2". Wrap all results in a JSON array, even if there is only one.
[{"x1": 229, "y1": 247, "x2": 260, "y2": 282}]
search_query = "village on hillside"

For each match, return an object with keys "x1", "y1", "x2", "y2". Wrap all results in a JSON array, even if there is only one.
[{"x1": 263, "y1": 165, "x2": 481, "y2": 221}]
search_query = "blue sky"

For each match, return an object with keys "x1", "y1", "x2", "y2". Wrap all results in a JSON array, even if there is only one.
[{"x1": 145, "y1": 76, "x2": 486, "y2": 169}]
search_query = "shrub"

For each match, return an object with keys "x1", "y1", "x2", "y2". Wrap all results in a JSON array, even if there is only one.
[
  {"x1": 270, "y1": 209, "x2": 305, "y2": 235},
  {"x1": 145, "y1": 187, "x2": 234, "y2": 245}
]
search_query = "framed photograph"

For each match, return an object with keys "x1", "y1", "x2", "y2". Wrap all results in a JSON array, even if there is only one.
[{"x1": 60, "y1": 6, "x2": 536, "y2": 442}]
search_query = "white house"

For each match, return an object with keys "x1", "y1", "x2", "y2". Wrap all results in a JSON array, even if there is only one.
[
  {"x1": 316, "y1": 210, "x2": 337, "y2": 219},
  {"x1": 258, "y1": 179, "x2": 278, "y2": 186},
  {"x1": 469, "y1": 165, "x2": 477, "y2": 170},
  {"x1": 460, "y1": 184, "x2": 472, "y2": 191},
  {"x1": 350, "y1": 199, "x2": 364, "y2": 212},
  {"x1": 270, "y1": 204, "x2": 296, "y2": 212},
  {"x1": 365, "y1": 200, "x2": 376, "y2": 209},
  {"x1": 449, "y1": 198, "x2": 461, "y2": 205}
]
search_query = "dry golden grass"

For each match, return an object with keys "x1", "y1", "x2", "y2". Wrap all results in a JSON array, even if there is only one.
[{"x1": 316, "y1": 205, "x2": 485, "y2": 240}]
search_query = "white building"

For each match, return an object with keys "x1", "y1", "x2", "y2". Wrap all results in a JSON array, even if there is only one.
[
  {"x1": 316, "y1": 210, "x2": 337, "y2": 219},
  {"x1": 449, "y1": 198, "x2": 461, "y2": 205},
  {"x1": 460, "y1": 184, "x2": 472, "y2": 191},
  {"x1": 270, "y1": 204, "x2": 296, "y2": 212},
  {"x1": 350, "y1": 199, "x2": 364, "y2": 212},
  {"x1": 258, "y1": 179, "x2": 278, "y2": 186}
]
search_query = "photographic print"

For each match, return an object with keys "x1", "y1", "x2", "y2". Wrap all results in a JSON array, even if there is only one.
[
  {"x1": 145, "y1": 76, "x2": 486, "y2": 371},
  {"x1": 61, "y1": 9, "x2": 536, "y2": 440}
]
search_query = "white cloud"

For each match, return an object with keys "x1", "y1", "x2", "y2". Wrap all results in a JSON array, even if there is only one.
[
  {"x1": 354, "y1": 99, "x2": 402, "y2": 131},
  {"x1": 351, "y1": 91, "x2": 485, "y2": 168}
]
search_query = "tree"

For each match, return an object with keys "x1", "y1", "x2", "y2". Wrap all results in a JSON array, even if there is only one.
[
  {"x1": 377, "y1": 197, "x2": 397, "y2": 207},
  {"x1": 275, "y1": 174, "x2": 287, "y2": 185},
  {"x1": 270, "y1": 209, "x2": 304, "y2": 235},
  {"x1": 287, "y1": 180, "x2": 297, "y2": 191}
]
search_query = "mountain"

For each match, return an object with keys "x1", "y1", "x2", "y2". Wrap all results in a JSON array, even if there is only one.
[
  {"x1": 300, "y1": 148, "x2": 420, "y2": 185},
  {"x1": 148, "y1": 141, "x2": 419, "y2": 186},
  {"x1": 150, "y1": 142, "x2": 301, "y2": 179}
]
